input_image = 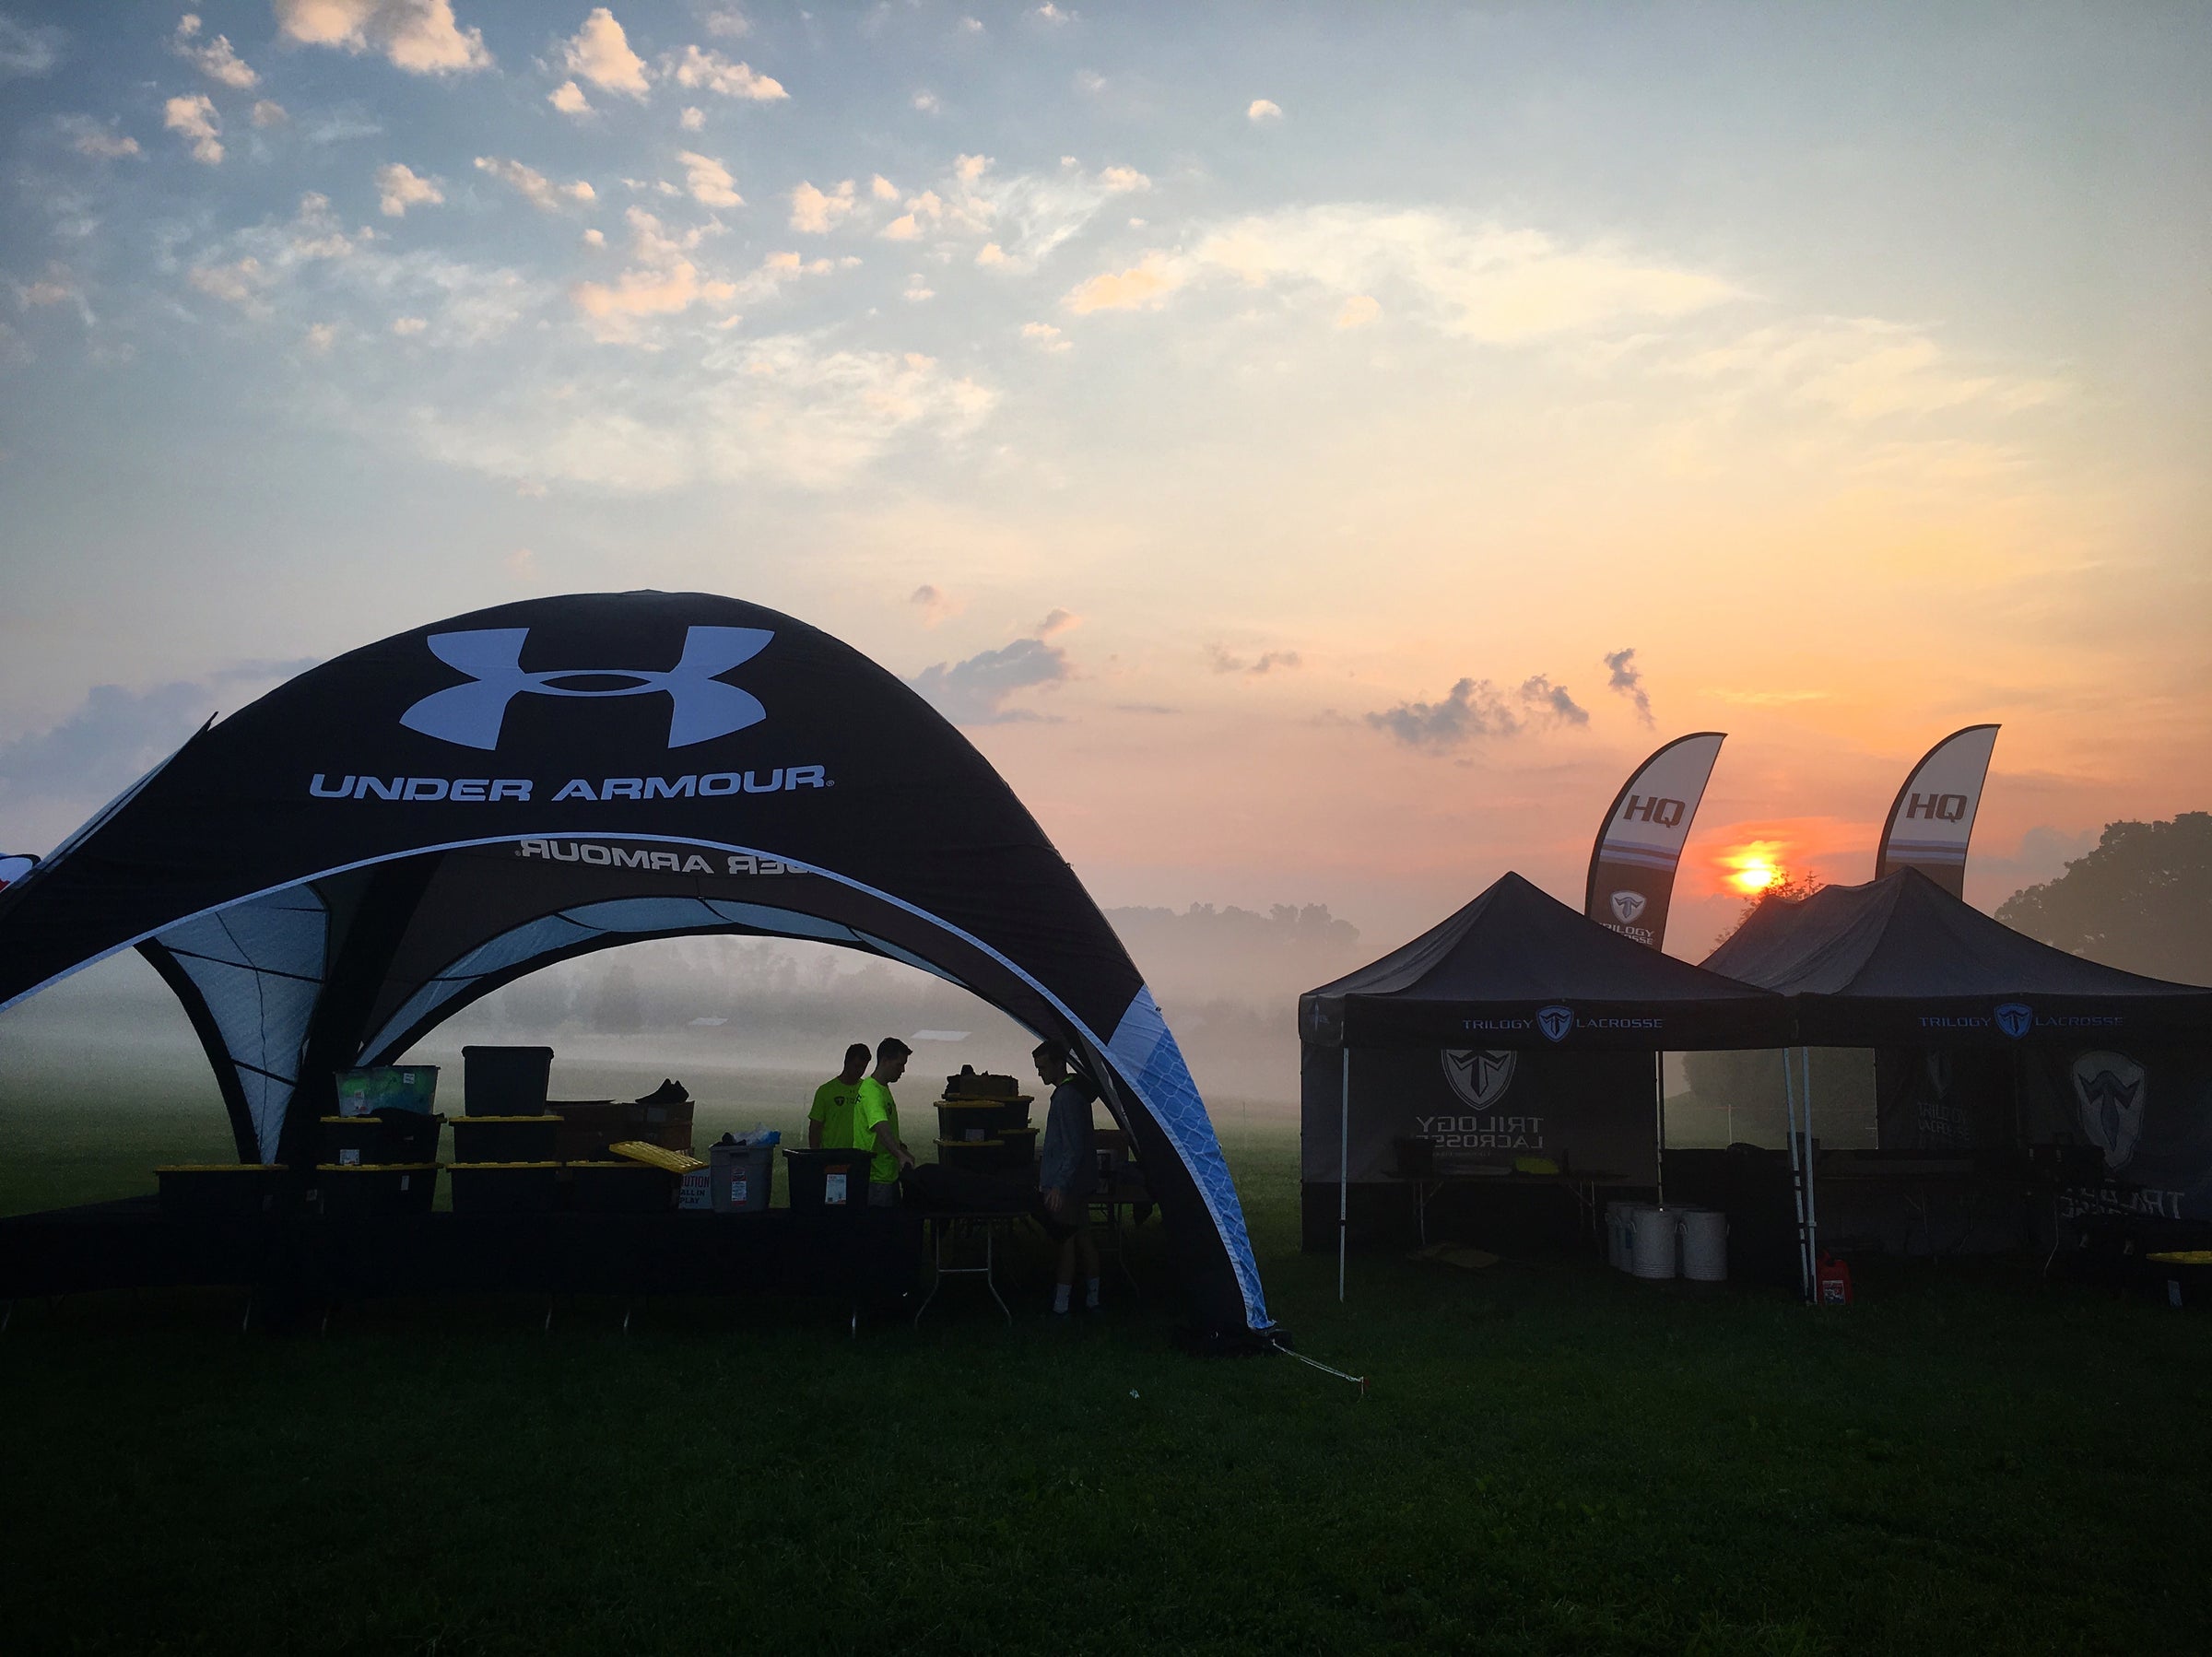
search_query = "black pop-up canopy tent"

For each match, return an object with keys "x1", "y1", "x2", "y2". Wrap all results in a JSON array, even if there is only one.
[
  {"x1": 1297, "y1": 873, "x2": 1788, "y2": 1275},
  {"x1": 0, "y1": 591, "x2": 1273, "y2": 1339},
  {"x1": 1702, "y1": 868, "x2": 2212, "y2": 1235}
]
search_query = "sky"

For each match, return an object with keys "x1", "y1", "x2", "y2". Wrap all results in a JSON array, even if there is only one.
[{"x1": 1, "y1": 0, "x2": 2207, "y2": 961}]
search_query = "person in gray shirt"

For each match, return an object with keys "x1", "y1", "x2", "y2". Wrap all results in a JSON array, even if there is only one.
[{"x1": 1031, "y1": 1038, "x2": 1100, "y2": 1314}]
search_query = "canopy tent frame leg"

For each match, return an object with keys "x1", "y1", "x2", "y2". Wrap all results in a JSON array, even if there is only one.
[
  {"x1": 1784, "y1": 1049, "x2": 1811, "y2": 1302},
  {"x1": 1337, "y1": 1047, "x2": 1349, "y2": 1304},
  {"x1": 1653, "y1": 1050, "x2": 1668, "y2": 1209},
  {"x1": 1801, "y1": 1047, "x2": 1818, "y2": 1282}
]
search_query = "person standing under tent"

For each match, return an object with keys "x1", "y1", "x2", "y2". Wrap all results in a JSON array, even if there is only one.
[
  {"x1": 853, "y1": 1037, "x2": 915, "y2": 1205},
  {"x1": 1032, "y1": 1039, "x2": 1101, "y2": 1315},
  {"x1": 807, "y1": 1043, "x2": 872, "y2": 1149}
]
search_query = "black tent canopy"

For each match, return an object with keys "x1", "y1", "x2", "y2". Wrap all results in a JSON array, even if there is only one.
[
  {"x1": 1299, "y1": 872, "x2": 1788, "y2": 1052},
  {"x1": 1700, "y1": 868, "x2": 2212, "y2": 1047},
  {"x1": 1297, "y1": 874, "x2": 1789, "y2": 1275},
  {"x1": 0, "y1": 591, "x2": 1272, "y2": 1338}
]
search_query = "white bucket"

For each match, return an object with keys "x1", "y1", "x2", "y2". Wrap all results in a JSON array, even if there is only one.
[
  {"x1": 1629, "y1": 1205, "x2": 1679, "y2": 1279},
  {"x1": 1680, "y1": 1208, "x2": 1729, "y2": 1282},
  {"x1": 1605, "y1": 1200, "x2": 1639, "y2": 1272}
]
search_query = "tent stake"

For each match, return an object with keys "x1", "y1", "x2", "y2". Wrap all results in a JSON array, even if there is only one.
[{"x1": 1337, "y1": 1046, "x2": 1349, "y2": 1304}]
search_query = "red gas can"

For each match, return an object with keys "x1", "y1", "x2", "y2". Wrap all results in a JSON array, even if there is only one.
[{"x1": 1816, "y1": 1252, "x2": 1853, "y2": 1306}]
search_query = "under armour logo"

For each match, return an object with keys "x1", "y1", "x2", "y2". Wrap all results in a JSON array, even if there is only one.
[
  {"x1": 1994, "y1": 1003, "x2": 2032, "y2": 1040},
  {"x1": 401, "y1": 627, "x2": 773, "y2": 751},
  {"x1": 1536, "y1": 1005, "x2": 1574, "y2": 1043}
]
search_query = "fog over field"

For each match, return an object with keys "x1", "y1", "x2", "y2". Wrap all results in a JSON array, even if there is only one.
[{"x1": 0, "y1": 899, "x2": 1367, "y2": 1120}]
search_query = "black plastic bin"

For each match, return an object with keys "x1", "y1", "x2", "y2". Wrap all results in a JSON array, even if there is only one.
[
  {"x1": 316, "y1": 1163, "x2": 438, "y2": 1216},
  {"x1": 571, "y1": 1160, "x2": 677, "y2": 1214},
  {"x1": 785, "y1": 1147, "x2": 875, "y2": 1212},
  {"x1": 156, "y1": 1164, "x2": 290, "y2": 1220},
  {"x1": 450, "y1": 1115, "x2": 559, "y2": 1163},
  {"x1": 462, "y1": 1046, "x2": 555, "y2": 1116},
  {"x1": 936, "y1": 1100, "x2": 1008, "y2": 1143},
  {"x1": 994, "y1": 1126, "x2": 1039, "y2": 1169},
  {"x1": 449, "y1": 1162, "x2": 559, "y2": 1214},
  {"x1": 320, "y1": 1111, "x2": 446, "y2": 1166}
]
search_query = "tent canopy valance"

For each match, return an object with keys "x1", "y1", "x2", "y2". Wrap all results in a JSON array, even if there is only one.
[
  {"x1": 1700, "y1": 868, "x2": 2212, "y2": 1048},
  {"x1": 1299, "y1": 872, "x2": 1788, "y2": 1052},
  {"x1": 0, "y1": 590, "x2": 1272, "y2": 1339}
]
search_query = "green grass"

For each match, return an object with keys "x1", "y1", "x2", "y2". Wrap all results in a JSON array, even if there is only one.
[{"x1": 4, "y1": 1096, "x2": 2211, "y2": 1654}]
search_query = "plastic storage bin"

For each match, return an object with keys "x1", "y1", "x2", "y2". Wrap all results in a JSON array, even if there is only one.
[
  {"x1": 462, "y1": 1046, "x2": 554, "y2": 1116},
  {"x1": 570, "y1": 1161, "x2": 676, "y2": 1214},
  {"x1": 709, "y1": 1141, "x2": 774, "y2": 1213},
  {"x1": 784, "y1": 1147, "x2": 872, "y2": 1212},
  {"x1": 320, "y1": 1111, "x2": 445, "y2": 1166},
  {"x1": 316, "y1": 1163, "x2": 437, "y2": 1217},
  {"x1": 334, "y1": 1065, "x2": 440, "y2": 1118},
  {"x1": 448, "y1": 1162, "x2": 559, "y2": 1214},
  {"x1": 994, "y1": 1126, "x2": 1039, "y2": 1169},
  {"x1": 155, "y1": 1164, "x2": 289, "y2": 1220},
  {"x1": 450, "y1": 1115, "x2": 559, "y2": 1163}
]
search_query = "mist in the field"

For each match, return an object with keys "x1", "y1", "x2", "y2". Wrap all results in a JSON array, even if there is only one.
[{"x1": 0, "y1": 901, "x2": 1367, "y2": 1118}]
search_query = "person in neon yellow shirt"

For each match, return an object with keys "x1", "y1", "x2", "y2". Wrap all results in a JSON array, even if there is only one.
[
  {"x1": 852, "y1": 1037, "x2": 914, "y2": 1204},
  {"x1": 806, "y1": 1043, "x2": 871, "y2": 1149}
]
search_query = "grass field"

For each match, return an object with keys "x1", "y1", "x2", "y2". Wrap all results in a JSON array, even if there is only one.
[{"x1": 4, "y1": 1082, "x2": 2211, "y2": 1655}]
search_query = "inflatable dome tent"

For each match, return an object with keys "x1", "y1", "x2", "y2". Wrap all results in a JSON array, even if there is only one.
[{"x1": 0, "y1": 592, "x2": 1274, "y2": 1340}]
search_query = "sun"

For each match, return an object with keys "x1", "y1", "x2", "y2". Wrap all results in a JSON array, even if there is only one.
[
  {"x1": 1721, "y1": 840, "x2": 1788, "y2": 896},
  {"x1": 1730, "y1": 857, "x2": 1780, "y2": 895}
]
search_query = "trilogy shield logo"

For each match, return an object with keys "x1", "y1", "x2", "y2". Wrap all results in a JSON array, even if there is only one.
[
  {"x1": 402, "y1": 627, "x2": 774, "y2": 752},
  {"x1": 1994, "y1": 1003, "x2": 2033, "y2": 1040},
  {"x1": 2071, "y1": 1051, "x2": 2146, "y2": 1171},
  {"x1": 1442, "y1": 1050, "x2": 1517, "y2": 1111},
  {"x1": 1536, "y1": 1005, "x2": 1575, "y2": 1043},
  {"x1": 1609, "y1": 890, "x2": 1647, "y2": 924}
]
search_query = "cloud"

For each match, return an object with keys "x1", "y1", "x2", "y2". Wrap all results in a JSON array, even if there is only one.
[
  {"x1": 164, "y1": 94, "x2": 224, "y2": 165},
  {"x1": 1098, "y1": 165, "x2": 1148, "y2": 194},
  {"x1": 669, "y1": 43, "x2": 786, "y2": 100},
  {"x1": 273, "y1": 0, "x2": 492, "y2": 75},
  {"x1": 549, "y1": 79, "x2": 592, "y2": 115},
  {"x1": 57, "y1": 116, "x2": 139, "y2": 159},
  {"x1": 679, "y1": 105, "x2": 704, "y2": 131},
  {"x1": 870, "y1": 174, "x2": 899, "y2": 201},
  {"x1": 1033, "y1": 3, "x2": 1072, "y2": 20},
  {"x1": 975, "y1": 242, "x2": 1006, "y2": 267},
  {"x1": 677, "y1": 151, "x2": 741, "y2": 207},
  {"x1": 1065, "y1": 253, "x2": 1183, "y2": 314},
  {"x1": 570, "y1": 208, "x2": 737, "y2": 338},
  {"x1": 0, "y1": 15, "x2": 63, "y2": 79},
  {"x1": 1032, "y1": 607, "x2": 1079, "y2": 638},
  {"x1": 909, "y1": 637, "x2": 1070, "y2": 725},
  {"x1": 910, "y1": 584, "x2": 963, "y2": 626},
  {"x1": 0, "y1": 664, "x2": 317, "y2": 814},
  {"x1": 375, "y1": 161, "x2": 443, "y2": 217},
  {"x1": 1366, "y1": 674, "x2": 1587, "y2": 750},
  {"x1": 1247, "y1": 98, "x2": 1282, "y2": 122},
  {"x1": 251, "y1": 100, "x2": 288, "y2": 126},
  {"x1": 902, "y1": 276, "x2": 934, "y2": 302},
  {"x1": 475, "y1": 156, "x2": 594, "y2": 211},
  {"x1": 562, "y1": 7, "x2": 649, "y2": 99},
  {"x1": 790, "y1": 179, "x2": 855, "y2": 233},
  {"x1": 392, "y1": 315, "x2": 426, "y2": 335},
  {"x1": 1664, "y1": 317, "x2": 2065, "y2": 422},
  {"x1": 1020, "y1": 321, "x2": 1069, "y2": 352},
  {"x1": 1208, "y1": 646, "x2": 1302, "y2": 676},
  {"x1": 1192, "y1": 208, "x2": 1739, "y2": 343},
  {"x1": 1075, "y1": 69, "x2": 1105, "y2": 93},
  {"x1": 1335, "y1": 294, "x2": 1380, "y2": 330},
  {"x1": 1604, "y1": 647, "x2": 1653, "y2": 725},
  {"x1": 1517, "y1": 674, "x2": 1588, "y2": 726},
  {"x1": 912, "y1": 90, "x2": 940, "y2": 113},
  {"x1": 172, "y1": 14, "x2": 258, "y2": 88}
]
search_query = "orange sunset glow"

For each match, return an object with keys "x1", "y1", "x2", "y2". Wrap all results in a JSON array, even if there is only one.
[{"x1": 1721, "y1": 843, "x2": 1789, "y2": 896}]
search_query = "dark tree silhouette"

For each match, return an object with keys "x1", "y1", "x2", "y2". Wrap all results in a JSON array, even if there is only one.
[
  {"x1": 1711, "y1": 867, "x2": 1825, "y2": 950},
  {"x1": 1995, "y1": 811, "x2": 2212, "y2": 984}
]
